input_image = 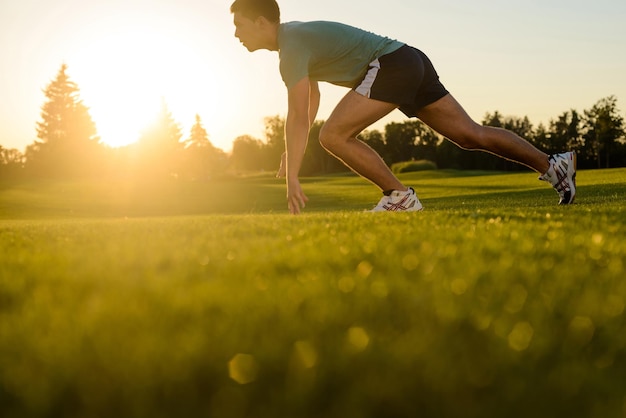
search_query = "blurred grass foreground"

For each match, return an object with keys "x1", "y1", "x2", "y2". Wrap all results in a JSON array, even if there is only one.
[{"x1": 1, "y1": 169, "x2": 626, "y2": 417}]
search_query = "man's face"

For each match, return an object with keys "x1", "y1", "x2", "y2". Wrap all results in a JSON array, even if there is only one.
[{"x1": 233, "y1": 12, "x2": 262, "y2": 52}]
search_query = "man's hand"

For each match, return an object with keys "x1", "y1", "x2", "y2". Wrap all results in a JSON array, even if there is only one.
[
  {"x1": 280, "y1": 153, "x2": 308, "y2": 213},
  {"x1": 287, "y1": 177, "x2": 309, "y2": 215},
  {"x1": 276, "y1": 152, "x2": 286, "y2": 178},
  {"x1": 283, "y1": 77, "x2": 316, "y2": 214}
]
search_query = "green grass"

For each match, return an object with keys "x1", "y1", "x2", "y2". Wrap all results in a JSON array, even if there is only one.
[{"x1": 1, "y1": 169, "x2": 626, "y2": 417}]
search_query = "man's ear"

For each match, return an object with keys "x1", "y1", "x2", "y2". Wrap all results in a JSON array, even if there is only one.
[{"x1": 255, "y1": 16, "x2": 272, "y2": 28}]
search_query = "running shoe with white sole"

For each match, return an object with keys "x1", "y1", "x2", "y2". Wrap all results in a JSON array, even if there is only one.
[
  {"x1": 538, "y1": 151, "x2": 577, "y2": 205},
  {"x1": 370, "y1": 187, "x2": 423, "y2": 212}
]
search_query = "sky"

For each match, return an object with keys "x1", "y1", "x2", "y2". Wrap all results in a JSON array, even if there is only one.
[{"x1": 1, "y1": 0, "x2": 625, "y2": 152}]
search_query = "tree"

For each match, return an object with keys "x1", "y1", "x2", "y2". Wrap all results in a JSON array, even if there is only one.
[
  {"x1": 483, "y1": 111, "x2": 504, "y2": 128},
  {"x1": 503, "y1": 116, "x2": 534, "y2": 142},
  {"x1": 0, "y1": 146, "x2": 24, "y2": 180},
  {"x1": 301, "y1": 120, "x2": 326, "y2": 175},
  {"x1": 181, "y1": 114, "x2": 227, "y2": 180},
  {"x1": 27, "y1": 64, "x2": 102, "y2": 178},
  {"x1": 263, "y1": 115, "x2": 286, "y2": 169},
  {"x1": 135, "y1": 98, "x2": 183, "y2": 177},
  {"x1": 414, "y1": 123, "x2": 441, "y2": 163},
  {"x1": 532, "y1": 123, "x2": 551, "y2": 154},
  {"x1": 436, "y1": 138, "x2": 464, "y2": 170},
  {"x1": 583, "y1": 96, "x2": 625, "y2": 168},
  {"x1": 230, "y1": 135, "x2": 265, "y2": 172},
  {"x1": 384, "y1": 121, "x2": 420, "y2": 164},
  {"x1": 382, "y1": 120, "x2": 440, "y2": 165},
  {"x1": 539, "y1": 110, "x2": 583, "y2": 157}
]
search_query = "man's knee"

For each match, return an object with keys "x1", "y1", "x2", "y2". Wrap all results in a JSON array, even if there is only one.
[
  {"x1": 450, "y1": 125, "x2": 487, "y2": 150},
  {"x1": 318, "y1": 125, "x2": 343, "y2": 151}
]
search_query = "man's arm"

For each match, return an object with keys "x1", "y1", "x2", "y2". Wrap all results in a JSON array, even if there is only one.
[
  {"x1": 277, "y1": 80, "x2": 320, "y2": 179},
  {"x1": 308, "y1": 79, "x2": 320, "y2": 124},
  {"x1": 284, "y1": 77, "x2": 317, "y2": 214}
]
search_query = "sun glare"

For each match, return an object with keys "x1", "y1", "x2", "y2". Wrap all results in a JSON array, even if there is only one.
[
  {"x1": 69, "y1": 20, "x2": 234, "y2": 148},
  {"x1": 87, "y1": 78, "x2": 162, "y2": 148}
]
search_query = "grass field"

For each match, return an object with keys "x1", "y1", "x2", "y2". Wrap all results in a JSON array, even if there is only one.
[{"x1": 1, "y1": 168, "x2": 626, "y2": 417}]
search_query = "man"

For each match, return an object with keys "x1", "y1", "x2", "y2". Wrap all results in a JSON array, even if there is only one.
[{"x1": 230, "y1": 0, "x2": 576, "y2": 214}]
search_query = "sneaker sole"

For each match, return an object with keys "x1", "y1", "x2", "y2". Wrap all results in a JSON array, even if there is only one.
[{"x1": 369, "y1": 200, "x2": 424, "y2": 212}]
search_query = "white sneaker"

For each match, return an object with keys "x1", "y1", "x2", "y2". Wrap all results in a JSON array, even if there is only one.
[
  {"x1": 538, "y1": 151, "x2": 577, "y2": 205},
  {"x1": 370, "y1": 187, "x2": 423, "y2": 212}
]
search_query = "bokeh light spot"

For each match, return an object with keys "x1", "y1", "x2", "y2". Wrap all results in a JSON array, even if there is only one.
[{"x1": 228, "y1": 353, "x2": 259, "y2": 385}]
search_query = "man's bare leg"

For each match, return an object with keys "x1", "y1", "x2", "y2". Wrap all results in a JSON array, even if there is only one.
[
  {"x1": 319, "y1": 91, "x2": 405, "y2": 192},
  {"x1": 416, "y1": 94, "x2": 550, "y2": 174},
  {"x1": 317, "y1": 90, "x2": 550, "y2": 194}
]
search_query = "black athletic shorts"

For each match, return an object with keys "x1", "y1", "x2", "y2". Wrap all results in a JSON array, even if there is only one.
[{"x1": 353, "y1": 44, "x2": 449, "y2": 117}]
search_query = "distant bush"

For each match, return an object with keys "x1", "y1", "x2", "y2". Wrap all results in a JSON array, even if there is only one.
[{"x1": 391, "y1": 159, "x2": 437, "y2": 174}]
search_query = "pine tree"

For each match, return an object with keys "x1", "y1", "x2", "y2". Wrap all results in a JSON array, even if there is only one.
[
  {"x1": 182, "y1": 114, "x2": 226, "y2": 180},
  {"x1": 583, "y1": 96, "x2": 625, "y2": 168},
  {"x1": 135, "y1": 98, "x2": 183, "y2": 178},
  {"x1": 28, "y1": 64, "x2": 101, "y2": 177},
  {"x1": 545, "y1": 110, "x2": 583, "y2": 156},
  {"x1": 186, "y1": 114, "x2": 213, "y2": 149},
  {"x1": 138, "y1": 98, "x2": 182, "y2": 151}
]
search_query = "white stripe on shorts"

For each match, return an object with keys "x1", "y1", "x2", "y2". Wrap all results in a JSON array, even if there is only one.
[{"x1": 354, "y1": 58, "x2": 380, "y2": 98}]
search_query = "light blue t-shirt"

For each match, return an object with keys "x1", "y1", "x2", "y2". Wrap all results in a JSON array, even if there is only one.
[{"x1": 278, "y1": 21, "x2": 404, "y2": 89}]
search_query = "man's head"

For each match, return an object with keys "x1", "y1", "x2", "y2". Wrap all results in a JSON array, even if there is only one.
[
  {"x1": 230, "y1": 0, "x2": 280, "y2": 24},
  {"x1": 231, "y1": 0, "x2": 281, "y2": 52}
]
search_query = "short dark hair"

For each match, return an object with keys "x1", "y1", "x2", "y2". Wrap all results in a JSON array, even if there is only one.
[{"x1": 230, "y1": 0, "x2": 280, "y2": 23}]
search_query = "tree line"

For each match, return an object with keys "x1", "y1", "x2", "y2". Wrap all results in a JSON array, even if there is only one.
[
  {"x1": 1, "y1": 64, "x2": 625, "y2": 181},
  {"x1": 232, "y1": 96, "x2": 626, "y2": 175}
]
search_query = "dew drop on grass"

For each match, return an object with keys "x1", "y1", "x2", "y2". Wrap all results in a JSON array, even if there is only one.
[
  {"x1": 228, "y1": 353, "x2": 259, "y2": 385},
  {"x1": 508, "y1": 321, "x2": 534, "y2": 352},
  {"x1": 402, "y1": 253, "x2": 419, "y2": 271},
  {"x1": 347, "y1": 327, "x2": 370, "y2": 352},
  {"x1": 338, "y1": 277, "x2": 355, "y2": 293},
  {"x1": 567, "y1": 316, "x2": 595, "y2": 347},
  {"x1": 450, "y1": 279, "x2": 467, "y2": 296},
  {"x1": 356, "y1": 261, "x2": 373, "y2": 278},
  {"x1": 470, "y1": 312, "x2": 492, "y2": 331}
]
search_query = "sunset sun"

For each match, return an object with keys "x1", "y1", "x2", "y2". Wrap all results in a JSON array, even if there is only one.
[{"x1": 68, "y1": 18, "x2": 235, "y2": 148}]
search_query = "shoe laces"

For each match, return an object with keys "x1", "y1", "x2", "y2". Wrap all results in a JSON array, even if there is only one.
[{"x1": 548, "y1": 156, "x2": 571, "y2": 194}]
